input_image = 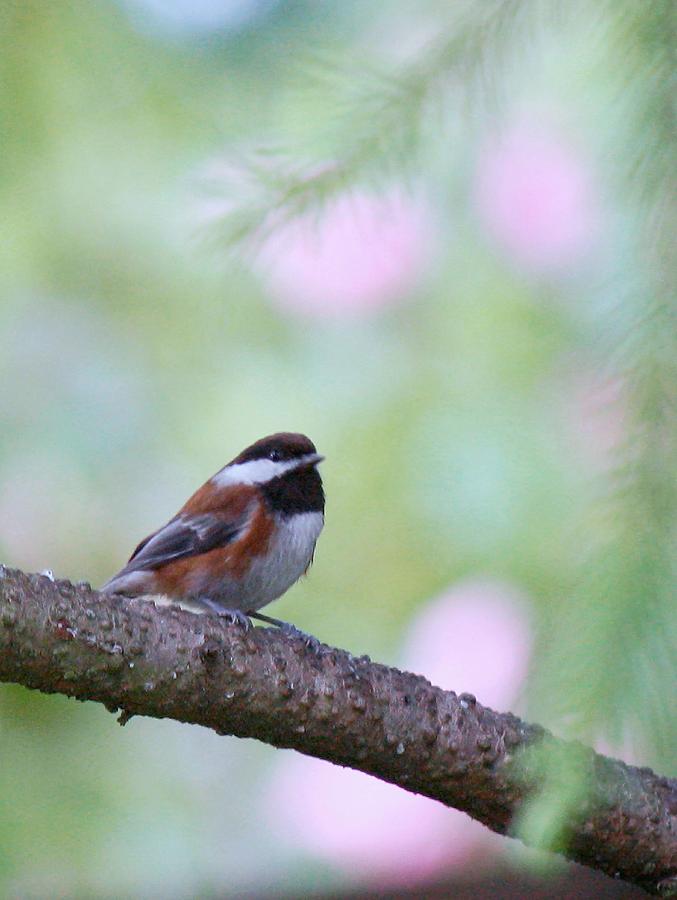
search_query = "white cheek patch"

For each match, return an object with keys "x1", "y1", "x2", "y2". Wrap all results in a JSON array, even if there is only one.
[{"x1": 211, "y1": 454, "x2": 317, "y2": 487}]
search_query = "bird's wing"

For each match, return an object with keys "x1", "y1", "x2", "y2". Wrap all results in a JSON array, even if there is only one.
[
  {"x1": 101, "y1": 479, "x2": 260, "y2": 595},
  {"x1": 102, "y1": 503, "x2": 253, "y2": 592},
  {"x1": 125, "y1": 512, "x2": 247, "y2": 571}
]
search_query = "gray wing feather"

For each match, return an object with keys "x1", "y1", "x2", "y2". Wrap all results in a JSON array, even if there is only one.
[{"x1": 103, "y1": 512, "x2": 247, "y2": 588}]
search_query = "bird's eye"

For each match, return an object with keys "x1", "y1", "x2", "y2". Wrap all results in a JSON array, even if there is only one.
[{"x1": 268, "y1": 449, "x2": 282, "y2": 462}]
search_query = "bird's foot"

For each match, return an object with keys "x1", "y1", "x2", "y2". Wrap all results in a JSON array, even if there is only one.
[
  {"x1": 249, "y1": 611, "x2": 320, "y2": 650},
  {"x1": 199, "y1": 598, "x2": 252, "y2": 631},
  {"x1": 222, "y1": 609, "x2": 252, "y2": 631}
]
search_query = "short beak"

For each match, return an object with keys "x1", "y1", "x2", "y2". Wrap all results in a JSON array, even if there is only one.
[{"x1": 303, "y1": 452, "x2": 325, "y2": 468}]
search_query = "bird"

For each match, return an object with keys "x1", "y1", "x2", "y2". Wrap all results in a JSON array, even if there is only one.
[{"x1": 102, "y1": 432, "x2": 325, "y2": 632}]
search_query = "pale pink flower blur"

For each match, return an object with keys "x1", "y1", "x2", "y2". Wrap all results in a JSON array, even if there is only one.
[
  {"x1": 475, "y1": 123, "x2": 598, "y2": 273},
  {"x1": 266, "y1": 579, "x2": 532, "y2": 886},
  {"x1": 267, "y1": 753, "x2": 487, "y2": 886},
  {"x1": 402, "y1": 579, "x2": 532, "y2": 709},
  {"x1": 259, "y1": 190, "x2": 433, "y2": 318}
]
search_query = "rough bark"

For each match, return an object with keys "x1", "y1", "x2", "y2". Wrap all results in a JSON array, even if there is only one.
[{"x1": 0, "y1": 566, "x2": 675, "y2": 895}]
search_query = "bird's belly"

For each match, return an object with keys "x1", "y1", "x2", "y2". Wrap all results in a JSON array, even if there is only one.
[
  {"x1": 190, "y1": 510, "x2": 323, "y2": 612},
  {"x1": 239, "y1": 511, "x2": 324, "y2": 611}
]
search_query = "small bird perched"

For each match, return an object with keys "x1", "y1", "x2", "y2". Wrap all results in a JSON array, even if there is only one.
[{"x1": 102, "y1": 433, "x2": 325, "y2": 632}]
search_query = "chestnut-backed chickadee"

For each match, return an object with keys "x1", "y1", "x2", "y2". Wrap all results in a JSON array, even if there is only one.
[{"x1": 102, "y1": 433, "x2": 325, "y2": 631}]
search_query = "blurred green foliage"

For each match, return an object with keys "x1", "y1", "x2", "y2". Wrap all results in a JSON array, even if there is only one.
[{"x1": 0, "y1": 0, "x2": 674, "y2": 894}]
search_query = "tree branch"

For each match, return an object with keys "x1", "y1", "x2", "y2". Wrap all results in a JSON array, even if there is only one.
[{"x1": 0, "y1": 566, "x2": 675, "y2": 895}]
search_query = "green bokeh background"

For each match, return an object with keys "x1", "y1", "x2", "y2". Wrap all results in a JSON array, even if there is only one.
[{"x1": 1, "y1": 1, "x2": 674, "y2": 895}]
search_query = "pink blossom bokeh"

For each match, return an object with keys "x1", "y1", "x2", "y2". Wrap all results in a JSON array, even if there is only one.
[
  {"x1": 266, "y1": 579, "x2": 532, "y2": 887},
  {"x1": 259, "y1": 190, "x2": 434, "y2": 319},
  {"x1": 474, "y1": 122, "x2": 598, "y2": 273},
  {"x1": 402, "y1": 580, "x2": 532, "y2": 709}
]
